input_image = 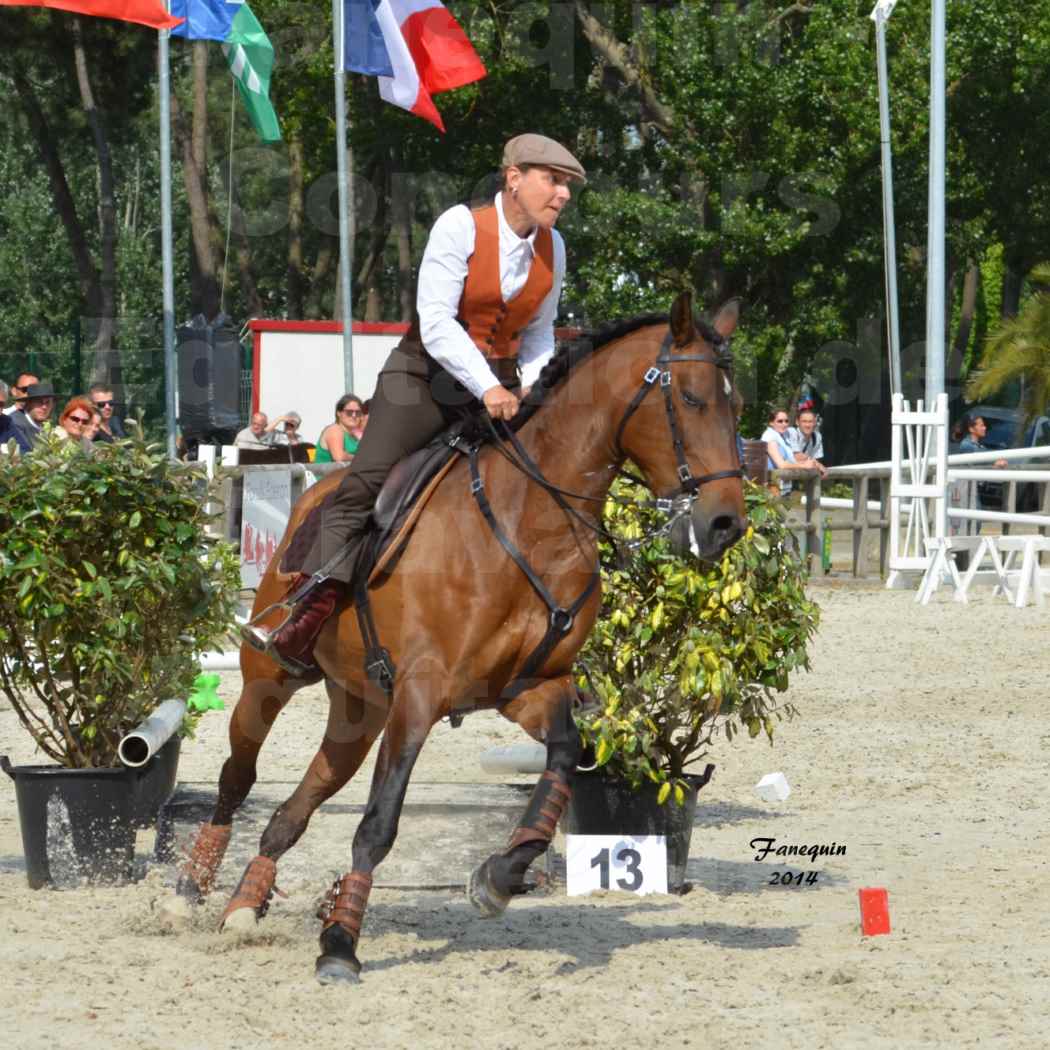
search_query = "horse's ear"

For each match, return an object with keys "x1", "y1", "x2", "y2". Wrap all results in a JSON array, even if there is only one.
[
  {"x1": 670, "y1": 291, "x2": 695, "y2": 347},
  {"x1": 712, "y1": 298, "x2": 740, "y2": 340}
]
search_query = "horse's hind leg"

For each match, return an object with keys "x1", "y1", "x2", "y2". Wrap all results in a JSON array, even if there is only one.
[
  {"x1": 468, "y1": 676, "x2": 581, "y2": 917},
  {"x1": 315, "y1": 682, "x2": 437, "y2": 984},
  {"x1": 220, "y1": 675, "x2": 388, "y2": 932},
  {"x1": 166, "y1": 648, "x2": 304, "y2": 914}
]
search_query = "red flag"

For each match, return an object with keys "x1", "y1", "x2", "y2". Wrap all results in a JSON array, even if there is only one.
[{"x1": 0, "y1": 0, "x2": 184, "y2": 30}]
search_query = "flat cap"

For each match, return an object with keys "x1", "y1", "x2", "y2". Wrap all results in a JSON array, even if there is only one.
[{"x1": 502, "y1": 134, "x2": 586, "y2": 183}]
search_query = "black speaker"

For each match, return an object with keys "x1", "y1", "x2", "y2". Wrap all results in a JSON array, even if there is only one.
[{"x1": 177, "y1": 314, "x2": 241, "y2": 441}]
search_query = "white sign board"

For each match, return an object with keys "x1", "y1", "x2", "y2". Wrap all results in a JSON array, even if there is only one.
[
  {"x1": 565, "y1": 834, "x2": 668, "y2": 896},
  {"x1": 241, "y1": 469, "x2": 293, "y2": 588},
  {"x1": 250, "y1": 321, "x2": 407, "y2": 450}
]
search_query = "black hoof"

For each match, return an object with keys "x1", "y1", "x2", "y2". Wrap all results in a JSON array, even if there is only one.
[
  {"x1": 174, "y1": 875, "x2": 206, "y2": 905},
  {"x1": 316, "y1": 922, "x2": 362, "y2": 984},
  {"x1": 315, "y1": 954, "x2": 361, "y2": 985},
  {"x1": 467, "y1": 859, "x2": 510, "y2": 918}
]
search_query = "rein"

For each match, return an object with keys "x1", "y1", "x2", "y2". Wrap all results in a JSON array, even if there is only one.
[
  {"x1": 480, "y1": 329, "x2": 744, "y2": 548},
  {"x1": 466, "y1": 323, "x2": 744, "y2": 700}
]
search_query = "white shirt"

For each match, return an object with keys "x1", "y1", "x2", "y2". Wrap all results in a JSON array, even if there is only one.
[
  {"x1": 417, "y1": 193, "x2": 566, "y2": 400},
  {"x1": 786, "y1": 426, "x2": 824, "y2": 460}
]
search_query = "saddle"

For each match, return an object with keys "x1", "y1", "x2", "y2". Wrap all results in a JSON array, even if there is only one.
[{"x1": 279, "y1": 419, "x2": 481, "y2": 589}]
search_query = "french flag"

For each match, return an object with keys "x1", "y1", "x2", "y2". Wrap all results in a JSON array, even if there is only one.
[{"x1": 344, "y1": 0, "x2": 486, "y2": 132}]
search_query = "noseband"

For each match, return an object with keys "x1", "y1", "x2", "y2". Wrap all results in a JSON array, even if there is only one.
[{"x1": 613, "y1": 331, "x2": 743, "y2": 504}]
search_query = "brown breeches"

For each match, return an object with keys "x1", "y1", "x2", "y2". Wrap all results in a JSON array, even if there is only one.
[{"x1": 299, "y1": 339, "x2": 512, "y2": 584}]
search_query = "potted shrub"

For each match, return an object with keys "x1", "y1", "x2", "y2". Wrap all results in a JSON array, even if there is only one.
[
  {"x1": 571, "y1": 479, "x2": 820, "y2": 891},
  {"x1": 0, "y1": 427, "x2": 239, "y2": 886}
]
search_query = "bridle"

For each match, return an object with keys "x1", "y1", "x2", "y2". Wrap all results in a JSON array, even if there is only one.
[
  {"x1": 482, "y1": 326, "x2": 743, "y2": 532},
  {"x1": 612, "y1": 330, "x2": 743, "y2": 504}
]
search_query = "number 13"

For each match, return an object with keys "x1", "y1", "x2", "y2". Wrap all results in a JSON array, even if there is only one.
[{"x1": 590, "y1": 847, "x2": 644, "y2": 891}]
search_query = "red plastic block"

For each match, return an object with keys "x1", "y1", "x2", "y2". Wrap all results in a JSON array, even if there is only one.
[{"x1": 858, "y1": 887, "x2": 891, "y2": 936}]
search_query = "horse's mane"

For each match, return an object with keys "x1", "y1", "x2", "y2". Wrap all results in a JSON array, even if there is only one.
[{"x1": 513, "y1": 311, "x2": 725, "y2": 430}]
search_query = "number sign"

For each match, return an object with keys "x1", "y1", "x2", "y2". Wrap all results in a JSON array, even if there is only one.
[{"x1": 565, "y1": 834, "x2": 668, "y2": 896}]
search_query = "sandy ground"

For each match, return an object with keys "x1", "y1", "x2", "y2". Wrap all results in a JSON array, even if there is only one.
[{"x1": 2, "y1": 581, "x2": 1049, "y2": 1050}]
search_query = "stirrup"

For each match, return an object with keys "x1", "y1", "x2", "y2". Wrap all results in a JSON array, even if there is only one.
[{"x1": 243, "y1": 572, "x2": 329, "y2": 630}]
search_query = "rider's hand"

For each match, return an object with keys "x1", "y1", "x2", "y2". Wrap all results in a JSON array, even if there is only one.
[{"x1": 482, "y1": 384, "x2": 519, "y2": 421}]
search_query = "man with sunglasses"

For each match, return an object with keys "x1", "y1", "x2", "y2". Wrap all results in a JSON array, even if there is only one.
[
  {"x1": 89, "y1": 384, "x2": 126, "y2": 443},
  {"x1": 4, "y1": 372, "x2": 40, "y2": 416}
]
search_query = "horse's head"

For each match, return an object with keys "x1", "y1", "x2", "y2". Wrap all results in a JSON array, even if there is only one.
[{"x1": 615, "y1": 291, "x2": 747, "y2": 563}]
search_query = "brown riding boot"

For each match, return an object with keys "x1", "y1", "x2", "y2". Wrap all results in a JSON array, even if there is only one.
[{"x1": 242, "y1": 574, "x2": 346, "y2": 677}]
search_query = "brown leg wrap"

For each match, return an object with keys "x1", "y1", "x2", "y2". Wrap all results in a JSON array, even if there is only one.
[
  {"x1": 318, "y1": 872, "x2": 373, "y2": 942},
  {"x1": 180, "y1": 822, "x2": 232, "y2": 896},
  {"x1": 507, "y1": 770, "x2": 572, "y2": 850},
  {"x1": 220, "y1": 855, "x2": 278, "y2": 926}
]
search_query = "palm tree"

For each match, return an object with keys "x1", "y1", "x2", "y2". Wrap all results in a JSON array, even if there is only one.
[{"x1": 966, "y1": 263, "x2": 1050, "y2": 429}]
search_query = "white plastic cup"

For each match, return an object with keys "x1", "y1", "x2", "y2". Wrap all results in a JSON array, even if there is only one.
[{"x1": 755, "y1": 771, "x2": 791, "y2": 802}]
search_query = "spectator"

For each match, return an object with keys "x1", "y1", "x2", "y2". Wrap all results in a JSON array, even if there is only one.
[
  {"x1": 0, "y1": 381, "x2": 31, "y2": 453},
  {"x1": 267, "y1": 411, "x2": 304, "y2": 446},
  {"x1": 361, "y1": 398, "x2": 371, "y2": 431},
  {"x1": 88, "y1": 384, "x2": 126, "y2": 443},
  {"x1": 761, "y1": 407, "x2": 801, "y2": 496},
  {"x1": 55, "y1": 397, "x2": 96, "y2": 453},
  {"x1": 8, "y1": 380, "x2": 58, "y2": 450},
  {"x1": 234, "y1": 412, "x2": 276, "y2": 450},
  {"x1": 786, "y1": 409, "x2": 829, "y2": 478},
  {"x1": 953, "y1": 413, "x2": 1008, "y2": 524},
  {"x1": 5, "y1": 372, "x2": 40, "y2": 416},
  {"x1": 315, "y1": 394, "x2": 365, "y2": 463},
  {"x1": 84, "y1": 409, "x2": 102, "y2": 442}
]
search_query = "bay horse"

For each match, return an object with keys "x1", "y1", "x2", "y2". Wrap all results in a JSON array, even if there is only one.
[{"x1": 163, "y1": 290, "x2": 746, "y2": 984}]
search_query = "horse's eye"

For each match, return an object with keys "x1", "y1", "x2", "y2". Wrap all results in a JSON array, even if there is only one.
[{"x1": 681, "y1": 390, "x2": 705, "y2": 409}]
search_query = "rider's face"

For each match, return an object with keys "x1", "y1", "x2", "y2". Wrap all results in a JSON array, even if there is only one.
[{"x1": 506, "y1": 166, "x2": 573, "y2": 231}]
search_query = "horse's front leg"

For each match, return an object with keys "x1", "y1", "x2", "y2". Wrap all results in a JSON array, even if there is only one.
[
  {"x1": 315, "y1": 681, "x2": 438, "y2": 985},
  {"x1": 162, "y1": 654, "x2": 301, "y2": 922},
  {"x1": 468, "y1": 676, "x2": 581, "y2": 917},
  {"x1": 219, "y1": 676, "x2": 387, "y2": 932}
]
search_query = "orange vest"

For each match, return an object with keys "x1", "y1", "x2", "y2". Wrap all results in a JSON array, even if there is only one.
[{"x1": 458, "y1": 203, "x2": 554, "y2": 362}]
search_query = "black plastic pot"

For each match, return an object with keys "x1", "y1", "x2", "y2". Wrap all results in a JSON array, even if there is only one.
[
  {"x1": 131, "y1": 735, "x2": 182, "y2": 828},
  {"x1": 565, "y1": 764, "x2": 715, "y2": 893},
  {"x1": 1, "y1": 735, "x2": 182, "y2": 889}
]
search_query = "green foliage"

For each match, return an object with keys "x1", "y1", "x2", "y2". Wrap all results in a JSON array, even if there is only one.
[
  {"x1": 575, "y1": 479, "x2": 819, "y2": 804},
  {"x1": 967, "y1": 263, "x2": 1050, "y2": 425},
  {"x1": 0, "y1": 428, "x2": 240, "y2": 768}
]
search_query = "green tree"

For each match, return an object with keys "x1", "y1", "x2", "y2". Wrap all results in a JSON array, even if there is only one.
[{"x1": 966, "y1": 263, "x2": 1050, "y2": 427}]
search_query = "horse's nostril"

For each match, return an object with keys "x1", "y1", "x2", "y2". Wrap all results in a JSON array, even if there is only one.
[{"x1": 711, "y1": 514, "x2": 741, "y2": 540}]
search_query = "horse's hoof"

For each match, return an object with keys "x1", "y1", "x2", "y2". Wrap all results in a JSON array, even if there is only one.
[
  {"x1": 467, "y1": 861, "x2": 510, "y2": 918},
  {"x1": 158, "y1": 894, "x2": 194, "y2": 926},
  {"x1": 220, "y1": 906, "x2": 259, "y2": 934},
  {"x1": 315, "y1": 954, "x2": 362, "y2": 985}
]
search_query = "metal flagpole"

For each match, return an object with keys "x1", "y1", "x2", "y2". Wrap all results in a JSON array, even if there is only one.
[
  {"x1": 159, "y1": 18, "x2": 177, "y2": 459},
  {"x1": 925, "y1": 0, "x2": 946, "y2": 403},
  {"x1": 870, "y1": 0, "x2": 902, "y2": 397},
  {"x1": 332, "y1": 0, "x2": 355, "y2": 392}
]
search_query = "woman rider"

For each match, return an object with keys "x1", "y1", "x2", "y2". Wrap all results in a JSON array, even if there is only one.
[{"x1": 244, "y1": 134, "x2": 586, "y2": 676}]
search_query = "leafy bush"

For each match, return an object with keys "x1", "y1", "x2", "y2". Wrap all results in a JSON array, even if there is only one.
[
  {"x1": 575, "y1": 479, "x2": 819, "y2": 804},
  {"x1": 0, "y1": 428, "x2": 240, "y2": 768}
]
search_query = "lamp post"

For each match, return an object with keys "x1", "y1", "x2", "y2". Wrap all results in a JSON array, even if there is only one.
[{"x1": 869, "y1": 0, "x2": 902, "y2": 397}]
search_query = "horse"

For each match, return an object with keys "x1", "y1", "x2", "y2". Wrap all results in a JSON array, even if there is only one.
[{"x1": 162, "y1": 290, "x2": 746, "y2": 984}]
